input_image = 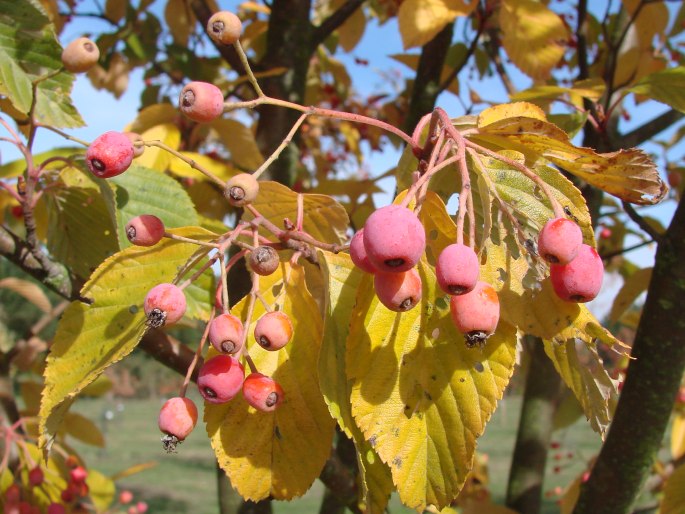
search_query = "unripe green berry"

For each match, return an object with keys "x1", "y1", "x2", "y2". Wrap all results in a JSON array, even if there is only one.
[
  {"x1": 225, "y1": 173, "x2": 259, "y2": 207},
  {"x1": 61, "y1": 37, "x2": 100, "y2": 73},
  {"x1": 207, "y1": 11, "x2": 243, "y2": 45}
]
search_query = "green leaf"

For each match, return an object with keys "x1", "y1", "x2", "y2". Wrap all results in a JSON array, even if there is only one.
[
  {"x1": 0, "y1": 147, "x2": 83, "y2": 179},
  {"x1": 628, "y1": 66, "x2": 685, "y2": 113},
  {"x1": 318, "y1": 250, "x2": 393, "y2": 512},
  {"x1": 609, "y1": 267, "x2": 652, "y2": 323},
  {"x1": 211, "y1": 118, "x2": 264, "y2": 171},
  {"x1": 39, "y1": 227, "x2": 215, "y2": 451},
  {"x1": 108, "y1": 164, "x2": 200, "y2": 248},
  {"x1": 205, "y1": 264, "x2": 336, "y2": 501}
]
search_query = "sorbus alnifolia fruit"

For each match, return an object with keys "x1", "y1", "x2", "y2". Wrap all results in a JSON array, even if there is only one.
[
  {"x1": 144, "y1": 283, "x2": 187, "y2": 328},
  {"x1": 363, "y1": 205, "x2": 425, "y2": 273},
  {"x1": 207, "y1": 11, "x2": 243, "y2": 45},
  {"x1": 450, "y1": 281, "x2": 500, "y2": 348},
  {"x1": 179, "y1": 82, "x2": 224, "y2": 123},
  {"x1": 125, "y1": 215, "x2": 165, "y2": 246},
  {"x1": 538, "y1": 217, "x2": 583, "y2": 265},
  {"x1": 5, "y1": 484, "x2": 21, "y2": 503},
  {"x1": 123, "y1": 132, "x2": 145, "y2": 158},
  {"x1": 136, "y1": 502, "x2": 149, "y2": 514},
  {"x1": 349, "y1": 229, "x2": 376, "y2": 274},
  {"x1": 374, "y1": 268, "x2": 422, "y2": 312},
  {"x1": 86, "y1": 132, "x2": 134, "y2": 179},
  {"x1": 197, "y1": 355, "x2": 245, "y2": 404},
  {"x1": 209, "y1": 313, "x2": 244, "y2": 354},
  {"x1": 254, "y1": 311, "x2": 293, "y2": 351},
  {"x1": 65, "y1": 456, "x2": 79, "y2": 469},
  {"x1": 28, "y1": 467, "x2": 44, "y2": 487},
  {"x1": 61, "y1": 37, "x2": 100, "y2": 73},
  {"x1": 119, "y1": 490, "x2": 134, "y2": 504},
  {"x1": 550, "y1": 244, "x2": 604, "y2": 302},
  {"x1": 158, "y1": 397, "x2": 198, "y2": 452},
  {"x1": 47, "y1": 504, "x2": 66, "y2": 514},
  {"x1": 242, "y1": 373, "x2": 284, "y2": 412},
  {"x1": 436, "y1": 243, "x2": 479, "y2": 295},
  {"x1": 225, "y1": 173, "x2": 259, "y2": 207},
  {"x1": 69, "y1": 466, "x2": 87, "y2": 483},
  {"x1": 248, "y1": 246, "x2": 280, "y2": 276}
]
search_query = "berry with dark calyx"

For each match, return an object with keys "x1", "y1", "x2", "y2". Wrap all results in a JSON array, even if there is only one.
[
  {"x1": 374, "y1": 268, "x2": 422, "y2": 312},
  {"x1": 349, "y1": 229, "x2": 376, "y2": 274},
  {"x1": 144, "y1": 283, "x2": 187, "y2": 328},
  {"x1": 242, "y1": 373, "x2": 284, "y2": 412},
  {"x1": 436, "y1": 243, "x2": 479, "y2": 295},
  {"x1": 209, "y1": 313, "x2": 244, "y2": 354},
  {"x1": 28, "y1": 467, "x2": 44, "y2": 487},
  {"x1": 197, "y1": 355, "x2": 245, "y2": 404},
  {"x1": 450, "y1": 281, "x2": 500, "y2": 348},
  {"x1": 363, "y1": 205, "x2": 425, "y2": 273},
  {"x1": 86, "y1": 131, "x2": 134, "y2": 179},
  {"x1": 125, "y1": 215, "x2": 165, "y2": 246},
  {"x1": 179, "y1": 82, "x2": 224, "y2": 123},
  {"x1": 550, "y1": 244, "x2": 604, "y2": 303},
  {"x1": 47, "y1": 504, "x2": 66, "y2": 514},
  {"x1": 225, "y1": 173, "x2": 259, "y2": 207},
  {"x1": 124, "y1": 132, "x2": 145, "y2": 158},
  {"x1": 61, "y1": 37, "x2": 100, "y2": 73},
  {"x1": 158, "y1": 397, "x2": 198, "y2": 453},
  {"x1": 248, "y1": 246, "x2": 280, "y2": 276},
  {"x1": 538, "y1": 217, "x2": 583, "y2": 265},
  {"x1": 254, "y1": 311, "x2": 293, "y2": 351},
  {"x1": 207, "y1": 11, "x2": 243, "y2": 45}
]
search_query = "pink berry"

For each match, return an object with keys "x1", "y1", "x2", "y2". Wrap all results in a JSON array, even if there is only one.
[
  {"x1": 136, "y1": 502, "x2": 148, "y2": 514},
  {"x1": 28, "y1": 467, "x2": 44, "y2": 487},
  {"x1": 197, "y1": 354, "x2": 245, "y2": 404},
  {"x1": 242, "y1": 373, "x2": 284, "y2": 412},
  {"x1": 254, "y1": 311, "x2": 293, "y2": 351},
  {"x1": 450, "y1": 281, "x2": 500, "y2": 348},
  {"x1": 349, "y1": 229, "x2": 376, "y2": 273},
  {"x1": 69, "y1": 467, "x2": 87, "y2": 483},
  {"x1": 119, "y1": 490, "x2": 133, "y2": 504},
  {"x1": 158, "y1": 397, "x2": 198, "y2": 452},
  {"x1": 208, "y1": 313, "x2": 244, "y2": 354},
  {"x1": 436, "y1": 243, "x2": 479, "y2": 295},
  {"x1": 373, "y1": 267, "x2": 422, "y2": 312},
  {"x1": 248, "y1": 246, "x2": 280, "y2": 276},
  {"x1": 123, "y1": 132, "x2": 145, "y2": 158},
  {"x1": 550, "y1": 244, "x2": 603, "y2": 303},
  {"x1": 86, "y1": 131, "x2": 134, "y2": 179},
  {"x1": 125, "y1": 215, "x2": 165, "y2": 246},
  {"x1": 207, "y1": 11, "x2": 243, "y2": 45},
  {"x1": 179, "y1": 82, "x2": 224, "y2": 123},
  {"x1": 47, "y1": 504, "x2": 66, "y2": 514},
  {"x1": 144, "y1": 283, "x2": 187, "y2": 328},
  {"x1": 363, "y1": 205, "x2": 425, "y2": 273},
  {"x1": 538, "y1": 217, "x2": 583, "y2": 265},
  {"x1": 5, "y1": 484, "x2": 20, "y2": 503}
]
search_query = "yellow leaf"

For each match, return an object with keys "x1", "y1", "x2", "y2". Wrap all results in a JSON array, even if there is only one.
[
  {"x1": 110, "y1": 461, "x2": 158, "y2": 481},
  {"x1": 318, "y1": 250, "x2": 394, "y2": 513},
  {"x1": 126, "y1": 103, "x2": 179, "y2": 134},
  {"x1": 240, "y1": 1, "x2": 271, "y2": 14},
  {"x1": 659, "y1": 463, "x2": 685, "y2": 514},
  {"x1": 205, "y1": 264, "x2": 336, "y2": 500},
  {"x1": 165, "y1": 0, "x2": 196, "y2": 46},
  {"x1": 39, "y1": 227, "x2": 216, "y2": 451},
  {"x1": 20, "y1": 381, "x2": 43, "y2": 413},
  {"x1": 0, "y1": 277, "x2": 51, "y2": 313},
  {"x1": 211, "y1": 119, "x2": 264, "y2": 171},
  {"x1": 334, "y1": 0, "x2": 366, "y2": 52},
  {"x1": 499, "y1": 0, "x2": 569, "y2": 80},
  {"x1": 104, "y1": 0, "x2": 127, "y2": 22},
  {"x1": 64, "y1": 411, "x2": 105, "y2": 447},
  {"x1": 477, "y1": 102, "x2": 547, "y2": 127},
  {"x1": 609, "y1": 267, "x2": 652, "y2": 323},
  {"x1": 671, "y1": 412, "x2": 685, "y2": 460},
  {"x1": 86, "y1": 469, "x2": 116, "y2": 513},
  {"x1": 399, "y1": 0, "x2": 477, "y2": 49},
  {"x1": 168, "y1": 151, "x2": 238, "y2": 180},
  {"x1": 137, "y1": 123, "x2": 181, "y2": 171}
]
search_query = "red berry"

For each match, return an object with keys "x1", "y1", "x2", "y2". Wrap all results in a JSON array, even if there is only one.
[
  {"x1": 248, "y1": 246, "x2": 280, "y2": 276},
  {"x1": 158, "y1": 397, "x2": 198, "y2": 452},
  {"x1": 119, "y1": 490, "x2": 134, "y2": 504},
  {"x1": 538, "y1": 217, "x2": 583, "y2": 265},
  {"x1": 123, "y1": 132, "x2": 145, "y2": 158},
  {"x1": 254, "y1": 311, "x2": 293, "y2": 351},
  {"x1": 436, "y1": 243, "x2": 479, "y2": 295},
  {"x1": 179, "y1": 82, "x2": 224, "y2": 123},
  {"x1": 136, "y1": 502, "x2": 148, "y2": 514},
  {"x1": 47, "y1": 504, "x2": 66, "y2": 514},
  {"x1": 60, "y1": 489, "x2": 74, "y2": 503},
  {"x1": 144, "y1": 283, "x2": 187, "y2": 328},
  {"x1": 374, "y1": 267, "x2": 422, "y2": 312},
  {"x1": 28, "y1": 467, "x2": 44, "y2": 487},
  {"x1": 197, "y1": 355, "x2": 245, "y2": 404},
  {"x1": 69, "y1": 466, "x2": 87, "y2": 483},
  {"x1": 86, "y1": 131, "x2": 135, "y2": 179},
  {"x1": 5, "y1": 484, "x2": 21, "y2": 503},
  {"x1": 65, "y1": 456, "x2": 79, "y2": 469},
  {"x1": 450, "y1": 281, "x2": 500, "y2": 348},
  {"x1": 242, "y1": 373, "x2": 284, "y2": 412},
  {"x1": 550, "y1": 244, "x2": 603, "y2": 302},
  {"x1": 61, "y1": 37, "x2": 99, "y2": 73},
  {"x1": 363, "y1": 205, "x2": 425, "y2": 273},
  {"x1": 599, "y1": 227, "x2": 612, "y2": 239},
  {"x1": 208, "y1": 313, "x2": 244, "y2": 354},
  {"x1": 125, "y1": 215, "x2": 165, "y2": 246},
  {"x1": 349, "y1": 229, "x2": 376, "y2": 274},
  {"x1": 207, "y1": 11, "x2": 243, "y2": 45}
]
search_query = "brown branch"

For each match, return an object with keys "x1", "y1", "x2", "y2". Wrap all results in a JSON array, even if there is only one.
[
  {"x1": 618, "y1": 109, "x2": 685, "y2": 149},
  {"x1": 622, "y1": 201, "x2": 663, "y2": 242},
  {"x1": 310, "y1": 0, "x2": 366, "y2": 51},
  {"x1": 138, "y1": 329, "x2": 202, "y2": 383}
]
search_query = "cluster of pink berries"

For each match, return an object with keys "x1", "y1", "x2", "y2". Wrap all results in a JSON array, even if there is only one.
[
  {"x1": 538, "y1": 217, "x2": 604, "y2": 302},
  {"x1": 350, "y1": 204, "x2": 500, "y2": 347}
]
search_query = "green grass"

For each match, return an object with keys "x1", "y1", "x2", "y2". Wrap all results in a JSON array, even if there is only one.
[{"x1": 69, "y1": 393, "x2": 602, "y2": 514}]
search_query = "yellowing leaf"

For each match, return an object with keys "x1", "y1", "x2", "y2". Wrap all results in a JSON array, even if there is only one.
[
  {"x1": 477, "y1": 102, "x2": 547, "y2": 127},
  {"x1": 628, "y1": 67, "x2": 685, "y2": 113},
  {"x1": 671, "y1": 412, "x2": 685, "y2": 460},
  {"x1": 510, "y1": 78, "x2": 606, "y2": 104},
  {"x1": 211, "y1": 118, "x2": 264, "y2": 171},
  {"x1": 398, "y1": 0, "x2": 477, "y2": 49},
  {"x1": 660, "y1": 463, "x2": 685, "y2": 514},
  {"x1": 335, "y1": 0, "x2": 366, "y2": 52},
  {"x1": 39, "y1": 227, "x2": 215, "y2": 451},
  {"x1": 64, "y1": 411, "x2": 105, "y2": 447},
  {"x1": 125, "y1": 103, "x2": 178, "y2": 134},
  {"x1": 86, "y1": 469, "x2": 116, "y2": 513},
  {"x1": 205, "y1": 264, "x2": 336, "y2": 501},
  {"x1": 165, "y1": 0, "x2": 196, "y2": 46},
  {"x1": 169, "y1": 151, "x2": 238, "y2": 180},
  {"x1": 136, "y1": 123, "x2": 181, "y2": 171},
  {"x1": 0, "y1": 277, "x2": 51, "y2": 313},
  {"x1": 318, "y1": 250, "x2": 394, "y2": 512},
  {"x1": 499, "y1": 0, "x2": 569, "y2": 80},
  {"x1": 609, "y1": 267, "x2": 652, "y2": 323}
]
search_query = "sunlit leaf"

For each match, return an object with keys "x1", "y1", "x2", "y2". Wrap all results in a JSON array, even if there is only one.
[
  {"x1": 609, "y1": 267, "x2": 652, "y2": 323},
  {"x1": 398, "y1": 0, "x2": 477, "y2": 49},
  {"x1": 136, "y1": 123, "x2": 181, "y2": 171},
  {"x1": 659, "y1": 462, "x2": 685, "y2": 514},
  {"x1": 628, "y1": 67, "x2": 685, "y2": 113},
  {"x1": 86, "y1": 469, "x2": 116, "y2": 512},
  {"x1": 169, "y1": 151, "x2": 238, "y2": 180},
  {"x1": 211, "y1": 118, "x2": 264, "y2": 171},
  {"x1": 671, "y1": 411, "x2": 685, "y2": 461},
  {"x1": 335, "y1": 0, "x2": 366, "y2": 52},
  {"x1": 63, "y1": 411, "x2": 105, "y2": 447},
  {"x1": 0, "y1": 277, "x2": 52, "y2": 313},
  {"x1": 165, "y1": 0, "x2": 195, "y2": 46}
]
